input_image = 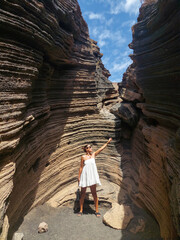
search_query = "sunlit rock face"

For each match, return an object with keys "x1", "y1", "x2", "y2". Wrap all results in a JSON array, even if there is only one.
[
  {"x1": 0, "y1": 0, "x2": 122, "y2": 238},
  {"x1": 118, "y1": 0, "x2": 180, "y2": 239}
]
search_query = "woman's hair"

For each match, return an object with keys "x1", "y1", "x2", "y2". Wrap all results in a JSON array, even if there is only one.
[{"x1": 82, "y1": 144, "x2": 91, "y2": 152}]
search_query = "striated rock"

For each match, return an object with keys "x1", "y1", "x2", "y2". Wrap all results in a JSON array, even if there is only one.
[
  {"x1": 0, "y1": 162, "x2": 15, "y2": 230},
  {"x1": 118, "y1": 0, "x2": 180, "y2": 239},
  {"x1": 47, "y1": 179, "x2": 121, "y2": 208},
  {"x1": 120, "y1": 88, "x2": 143, "y2": 102},
  {"x1": 0, "y1": 215, "x2": 9, "y2": 240},
  {"x1": 103, "y1": 203, "x2": 134, "y2": 230},
  {"x1": 0, "y1": 0, "x2": 121, "y2": 239},
  {"x1": 110, "y1": 103, "x2": 139, "y2": 128},
  {"x1": 0, "y1": 0, "x2": 179, "y2": 240}
]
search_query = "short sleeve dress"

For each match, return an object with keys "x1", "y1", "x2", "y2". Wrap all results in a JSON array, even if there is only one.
[{"x1": 79, "y1": 157, "x2": 101, "y2": 188}]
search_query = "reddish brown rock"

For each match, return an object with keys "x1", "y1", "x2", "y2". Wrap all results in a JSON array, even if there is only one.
[
  {"x1": 129, "y1": 218, "x2": 146, "y2": 234},
  {"x1": 110, "y1": 103, "x2": 139, "y2": 128},
  {"x1": 118, "y1": 0, "x2": 180, "y2": 239},
  {"x1": 0, "y1": 0, "x2": 179, "y2": 240},
  {"x1": 0, "y1": 1, "x2": 121, "y2": 239}
]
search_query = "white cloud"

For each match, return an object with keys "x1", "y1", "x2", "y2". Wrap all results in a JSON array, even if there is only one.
[
  {"x1": 121, "y1": 19, "x2": 136, "y2": 28},
  {"x1": 122, "y1": 0, "x2": 141, "y2": 14},
  {"x1": 122, "y1": 49, "x2": 132, "y2": 57},
  {"x1": 109, "y1": 3, "x2": 122, "y2": 14},
  {"x1": 94, "y1": 28, "x2": 126, "y2": 48},
  {"x1": 98, "y1": 0, "x2": 141, "y2": 15},
  {"x1": 90, "y1": 27, "x2": 99, "y2": 37},
  {"x1": 99, "y1": 40, "x2": 106, "y2": 47},
  {"x1": 110, "y1": 31, "x2": 126, "y2": 46},
  {"x1": 112, "y1": 48, "x2": 132, "y2": 58},
  {"x1": 97, "y1": 29, "x2": 110, "y2": 47},
  {"x1": 111, "y1": 59, "x2": 132, "y2": 72},
  {"x1": 99, "y1": 29, "x2": 111, "y2": 40},
  {"x1": 88, "y1": 12, "x2": 104, "y2": 20},
  {"x1": 102, "y1": 56, "x2": 111, "y2": 65},
  {"x1": 105, "y1": 18, "x2": 113, "y2": 26}
]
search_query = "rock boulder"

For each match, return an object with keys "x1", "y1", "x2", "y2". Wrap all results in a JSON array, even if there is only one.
[{"x1": 103, "y1": 203, "x2": 134, "y2": 230}]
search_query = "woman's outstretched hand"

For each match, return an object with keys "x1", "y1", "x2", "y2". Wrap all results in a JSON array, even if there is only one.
[{"x1": 107, "y1": 138, "x2": 112, "y2": 143}]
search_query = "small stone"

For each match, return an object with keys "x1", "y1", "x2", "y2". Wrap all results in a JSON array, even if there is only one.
[
  {"x1": 38, "y1": 222, "x2": 48, "y2": 233},
  {"x1": 12, "y1": 232, "x2": 24, "y2": 240}
]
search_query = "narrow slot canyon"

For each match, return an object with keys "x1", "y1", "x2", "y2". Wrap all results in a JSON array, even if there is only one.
[{"x1": 0, "y1": 0, "x2": 179, "y2": 240}]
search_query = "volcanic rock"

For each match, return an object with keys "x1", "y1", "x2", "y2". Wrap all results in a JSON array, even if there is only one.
[
  {"x1": 118, "y1": 0, "x2": 180, "y2": 239},
  {"x1": 103, "y1": 203, "x2": 134, "y2": 230},
  {"x1": 0, "y1": 0, "x2": 180, "y2": 240},
  {"x1": 12, "y1": 232, "x2": 24, "y2": 240},
  {"x1": 0, "y1": 0, "x2": 121, "y2": 239},
  {"x1": 110, "y1": 103, "x2": 138, "y2": 128},
  {"x1": 38, "y1": 222, "x2": 48, "y2": 233},
  {"x1": 128, "y1": 217, "x2": 146, "y2": 234}
]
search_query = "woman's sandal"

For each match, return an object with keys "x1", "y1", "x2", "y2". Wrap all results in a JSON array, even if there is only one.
[
  {"x1": 95, "y1": 212, "x2": 101, "y2": 217},
  {"x1": 77, "y1": 212, "x2": 83, "y2": 216}
]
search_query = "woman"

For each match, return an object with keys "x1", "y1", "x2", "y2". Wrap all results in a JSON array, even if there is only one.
[{"x1": 78, "y1": 138, "x2": 112, "y2": 217}]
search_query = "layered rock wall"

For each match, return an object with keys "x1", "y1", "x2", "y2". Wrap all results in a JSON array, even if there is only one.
[
  {"x1": 117, "y1": 1, "x2": 180, "y2": 239},
  {"x1": 0, "y1": 1, "x2": 121, "y2": 239},
  {"x1": 1, "y1": 0, "x2": 180, "y2": 239}
]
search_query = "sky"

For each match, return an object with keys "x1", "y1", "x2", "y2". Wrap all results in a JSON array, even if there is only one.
[{"x1": 78, "y1": 0, "x2": 141, "y2": 82}]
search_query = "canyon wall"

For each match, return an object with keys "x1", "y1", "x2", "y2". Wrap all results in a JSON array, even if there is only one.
[
  {"x1": 0, "y1": 0, "x2": 180, "y2": 239},
  {"x1": 117, "y1": 0, "x2": 180, "y2": 239},
  {"x1": 0, "y1": 1, "x2": 121, "y2": 239}
]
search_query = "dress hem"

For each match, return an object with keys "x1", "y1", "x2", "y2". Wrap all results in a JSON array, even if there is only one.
[{"x1": 79, "y1": 182, "x2": 101, "y2": 188}]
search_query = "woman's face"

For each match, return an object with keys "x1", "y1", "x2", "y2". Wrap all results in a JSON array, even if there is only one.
[{"x1": 86, "y1": 145, "x2": 92, "y2": 153}]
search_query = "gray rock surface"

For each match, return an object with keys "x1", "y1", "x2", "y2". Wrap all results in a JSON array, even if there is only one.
[
  {"x1": 12, "y1": 232, "x2": 24, "y2": 240},
  {"x1": 16, "y1": 204, "x2": 162, "y2": 240}
]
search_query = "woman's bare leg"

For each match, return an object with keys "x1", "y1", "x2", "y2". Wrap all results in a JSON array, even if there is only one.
[
  {"x1": 90, "y1": 184, "x2": 100, "y2": 216},
  {"x1": 79, "y1": 187, "x2": 86, "y2": 214}
]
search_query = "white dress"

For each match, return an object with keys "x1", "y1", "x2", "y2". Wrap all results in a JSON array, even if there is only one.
[{"x1": 79, "y1": 157, "x2": 101, "y2": 188}]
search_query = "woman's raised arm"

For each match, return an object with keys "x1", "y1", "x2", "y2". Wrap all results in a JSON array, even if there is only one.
[{"x1": 94, "y1": 138, "x2": 112, "y2": 156}]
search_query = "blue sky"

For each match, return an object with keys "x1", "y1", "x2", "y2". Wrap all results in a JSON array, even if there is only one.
[{"x1": 78, "y1": 0, "x2": 141, "y2": 82}]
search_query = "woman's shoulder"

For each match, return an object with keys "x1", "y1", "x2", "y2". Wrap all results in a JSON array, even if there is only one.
[
  {"x1": 81, "y1": 155, "x2": 87, "y2": 160},
  {"x1": 81, "y1": 153, "x2": 95, "y2": 160}
]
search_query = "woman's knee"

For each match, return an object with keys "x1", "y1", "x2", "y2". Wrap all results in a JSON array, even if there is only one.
[
  {"x1": 91, "y1": 188, "x2": 97, "y2": 198},
  {"x1": 92, "y1": 193, "x2": 97, "y2": 200},
  {"x1": 81, "y1": 187, "x2": 86, "y2": 196},
  {"x1": 90, "y1": 184, "x2": 96, "y2": 192}
]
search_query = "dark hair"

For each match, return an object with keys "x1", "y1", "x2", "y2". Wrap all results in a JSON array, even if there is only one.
[{"x1": 82, "y1": 144, "x2": 91, "y2": 152}]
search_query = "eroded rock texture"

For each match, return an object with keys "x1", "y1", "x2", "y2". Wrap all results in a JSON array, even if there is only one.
[
  {"x1": 1, "y1": 0, "x2": 180, "y2": 239},
  {"x1": 117, "y1": 1, "x2": 180, "y2": 239},
  {"x1": 0, "y1": 1, "x2": 121, "y2": 239}
]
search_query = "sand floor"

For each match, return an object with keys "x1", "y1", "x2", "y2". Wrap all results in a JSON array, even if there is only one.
[{"x1": 15, "y1": 202, "x2": 162, "y2": 240}]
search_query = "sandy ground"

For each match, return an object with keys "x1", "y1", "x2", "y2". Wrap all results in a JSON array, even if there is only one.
[{"x1": 16, "y1": 202, "x2": 162, "y2": 240}]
